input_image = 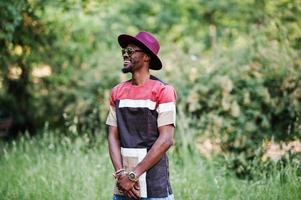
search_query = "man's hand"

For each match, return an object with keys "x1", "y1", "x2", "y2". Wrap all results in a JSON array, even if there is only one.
[{"x1": 117, "y1": 174, "x2": 140, "y2": 200}]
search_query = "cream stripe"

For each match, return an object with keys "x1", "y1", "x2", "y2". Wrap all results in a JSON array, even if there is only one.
[
  {"x1": 106, "y1": 106, "x2": 117, "y2": 127},
  {"x1": 121, "y1": 148, "x2": 147, "y2": 198},
  {"x1": 157, "y1": 102, "x2": 176, "y2": 113},
  {"x1": 119, "y1": 99, "x2": 156, "y2": 110}
]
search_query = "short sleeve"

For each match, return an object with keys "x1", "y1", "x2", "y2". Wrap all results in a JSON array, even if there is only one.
[
  {"x1": 157, "y1": 85, "x2": 176, "y2": 127},
  {"x1": 106, "y1": 89, "x2": 117, "y2": 127}
]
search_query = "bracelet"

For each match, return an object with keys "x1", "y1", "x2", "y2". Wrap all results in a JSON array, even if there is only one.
[
  {"x1": 112, "y1": 168, "x2": 126, "y2": 178},
  {"x1": 115, "y1": 168, "x2": 125, "y2": 174}
]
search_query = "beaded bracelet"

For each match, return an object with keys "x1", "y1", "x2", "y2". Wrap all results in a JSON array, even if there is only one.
[{"x1": 112, "y1": 168, "x2": 126, "y2": 178}]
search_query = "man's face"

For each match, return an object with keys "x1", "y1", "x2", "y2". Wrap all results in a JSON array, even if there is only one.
[{"x1": 121, "y1": 44, "x2": 146, "y2": 73}]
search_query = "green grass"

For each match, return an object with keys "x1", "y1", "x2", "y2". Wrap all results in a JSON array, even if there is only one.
[{"x1": 0, "y1": 131, "x2": 300, "y2": 200}]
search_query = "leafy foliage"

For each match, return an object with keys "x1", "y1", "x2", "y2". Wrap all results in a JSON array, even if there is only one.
[{"x1": 0, "y1": 0, "x2": 301, "y2": 178}]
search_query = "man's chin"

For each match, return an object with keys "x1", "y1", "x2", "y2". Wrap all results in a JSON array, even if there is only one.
[{"x1": 121, "y1": 65, "x2": 132, "y2": 73}]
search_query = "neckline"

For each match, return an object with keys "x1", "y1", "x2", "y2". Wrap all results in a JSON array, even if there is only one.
[{"x1": 128, "y1": 76, "x2": 152, "y2": 88}]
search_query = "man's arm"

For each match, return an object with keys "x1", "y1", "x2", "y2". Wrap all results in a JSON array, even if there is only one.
[
  {"x1": 117, "y1": 124, "x2": 174, "y2": 199},
  {"x1": 107, "y1": 126, "x2": 123, "y2": 171},
  {"x1": 133, "y1": 124, "x2": 174, "y2": 177},
  {"x1": 117, "y1": 124, "x2": 174, "y2": 184}
]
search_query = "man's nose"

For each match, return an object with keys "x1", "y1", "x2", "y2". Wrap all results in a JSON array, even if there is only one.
[{"x1": 123, "y1": 53, "x2": 129, "y2": 59}]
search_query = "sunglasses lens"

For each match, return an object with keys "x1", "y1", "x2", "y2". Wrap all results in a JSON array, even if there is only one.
[
  {"x1": 127, "y1": 47, "x2": 134, "y2": 55},
  {"x1": 122, "y1": 47, "x2": 136, "y2": 56}
]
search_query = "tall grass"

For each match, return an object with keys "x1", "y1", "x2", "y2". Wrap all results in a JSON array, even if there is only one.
[
  {"x1": 0, "y1": 130, "x2": 300, "y2": 200},
  {"x1": 0, "y1": 131, "x2": 113, "y2": 200}
]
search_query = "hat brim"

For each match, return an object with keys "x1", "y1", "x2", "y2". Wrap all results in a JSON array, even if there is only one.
[{"x1": 118, "y1": 34, "x2": 162, "y2": 70}]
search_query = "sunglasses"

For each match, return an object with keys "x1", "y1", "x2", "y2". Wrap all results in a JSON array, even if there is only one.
[{"x1": 121, "y1": 47, "x2": 144, "y2": 56}]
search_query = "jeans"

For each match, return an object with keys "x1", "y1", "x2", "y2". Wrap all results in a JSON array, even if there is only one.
[{"x1": 113, "y1": 194, "x2": 175, "y2": 200}]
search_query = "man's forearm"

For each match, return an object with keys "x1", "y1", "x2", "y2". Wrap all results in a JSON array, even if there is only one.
[
  {"x1": 133, "y1": 125, "x2": 174, "y2": 177},
  {"x1": 108, "y1": 126, "x2": 123, "y2": 171}
]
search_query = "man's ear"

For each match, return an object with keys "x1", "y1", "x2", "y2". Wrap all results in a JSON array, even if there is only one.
[{"x1": 144, "y1": 54, "x2": 151, "y2": 63}]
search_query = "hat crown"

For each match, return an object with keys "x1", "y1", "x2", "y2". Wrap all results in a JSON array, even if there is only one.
[{"x1": 135, "y1": 31, "x2": 160, "y2": 54}]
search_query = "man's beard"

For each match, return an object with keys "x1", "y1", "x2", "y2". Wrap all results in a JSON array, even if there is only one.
[
  {"x1": 121, "y1": 63, "x2": 133, "y2": 73},
  {"x1": 121, "y1": 64, "x2": 133, "y2": 74}
]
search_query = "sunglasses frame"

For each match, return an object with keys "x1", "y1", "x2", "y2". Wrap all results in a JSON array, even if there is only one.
[{"x1": 121, "y1": 47, "x2": 144, "y2": 56}]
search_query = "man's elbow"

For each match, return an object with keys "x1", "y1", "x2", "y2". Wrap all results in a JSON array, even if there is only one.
[
  {"x1": 158, "y1": 125, "x2": 174, "y2": 148},
  {"x1": 163, "y1": 138, "x2": 174, "y2": 148}
]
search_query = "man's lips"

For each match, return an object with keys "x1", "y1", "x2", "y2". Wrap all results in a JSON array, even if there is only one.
[{"x1": 123, "y1": 60, "x2": 131, "y2": 67}]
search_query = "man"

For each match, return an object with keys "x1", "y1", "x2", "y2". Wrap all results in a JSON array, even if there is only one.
[{"x1": 106, "y1": 31, "x2": 176, "y2": 200}]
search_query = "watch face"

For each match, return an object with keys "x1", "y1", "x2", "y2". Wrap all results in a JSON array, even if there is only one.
[
  {"x1": 129, "y1": 173, "x2": 135, "y2": 179},
  {"x1": 128, "y1": 172, "x2": 136, "y2": 181}
]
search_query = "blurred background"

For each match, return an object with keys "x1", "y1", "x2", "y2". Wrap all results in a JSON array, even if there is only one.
[{"x1": 0, "y1": 0, "x2": 301, "y2": 199}]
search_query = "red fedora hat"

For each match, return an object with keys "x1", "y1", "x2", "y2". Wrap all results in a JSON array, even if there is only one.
[{"x1": 118, "y1": 31, "x2": 162, "y2": 70}]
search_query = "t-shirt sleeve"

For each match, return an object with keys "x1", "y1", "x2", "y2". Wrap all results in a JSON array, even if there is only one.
[
  {"x1": 157, "y1": 85, "x2": 176, "y2": 127},
  {"x1": 106, "y1": 89, "x2": 117, "y2": 127}
]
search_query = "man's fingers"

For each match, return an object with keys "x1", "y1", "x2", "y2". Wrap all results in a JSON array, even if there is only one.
[
  {"x1": 132, "y1": 188, "x2": 140, "y2": 199},
  {"x1": 127, "y1": 189, "x2": 139, "y2": 200},
  {"x1": 128, "y1": 187, "x2": 140, "y2": 200},
  {"x1": 134, "y1": 182, "x2": 140, "y2": 190},
  {"x1": 127, "y1": 190, "x2": 137, "y2": 200}
]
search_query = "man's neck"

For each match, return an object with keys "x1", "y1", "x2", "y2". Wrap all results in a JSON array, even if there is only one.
[{"x1": 131, "y1": 69, "x2": 150, "y2": 86}]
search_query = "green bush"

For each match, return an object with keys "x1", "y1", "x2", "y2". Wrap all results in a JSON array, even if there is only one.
[
  {"x1": 184, "y1": 31, "x2": 301, "y2": 177},
  {"x1": 1, "y1": 0, "x2": 300, "y2": 180}
]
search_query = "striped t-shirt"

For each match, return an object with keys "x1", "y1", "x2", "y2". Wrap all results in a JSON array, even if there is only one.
[{"x1": 106, "y1": 75, "x2": 176, "y2": 198}]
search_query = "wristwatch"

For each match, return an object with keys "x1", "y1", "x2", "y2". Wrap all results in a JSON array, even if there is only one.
[{"x1": 128, "y1": 171, "x2": 138, "y2": 182}]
